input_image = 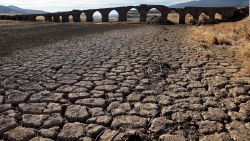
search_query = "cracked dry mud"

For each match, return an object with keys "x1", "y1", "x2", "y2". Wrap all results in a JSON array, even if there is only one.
[{"x1": 0, "y1": 23, "x2": 250, "y2": 141}]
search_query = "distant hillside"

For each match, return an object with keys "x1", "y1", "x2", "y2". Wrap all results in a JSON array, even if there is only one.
[
  {"x1": 171, "y1": 0, "x2": 249, "y2": 8},
  {"x1": 0, "y1": 5, "x2": 45, "y2": 15}
]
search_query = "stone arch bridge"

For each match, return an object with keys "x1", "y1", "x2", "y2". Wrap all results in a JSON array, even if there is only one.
[{"x1": 0, "y1": 5, "x2": 249, "y2": 24}]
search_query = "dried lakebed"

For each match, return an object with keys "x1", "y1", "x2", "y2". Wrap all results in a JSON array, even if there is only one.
[{"x1": 0, "y1": 23, "x2": 249, "y2": 141}]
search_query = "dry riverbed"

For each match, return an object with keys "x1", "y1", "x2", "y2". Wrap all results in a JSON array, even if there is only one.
[{"x1": 0, "y1": 22, "x2": 249, "y2": 141}]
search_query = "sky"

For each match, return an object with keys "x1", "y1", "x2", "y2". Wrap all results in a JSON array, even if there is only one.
[{"x1": 0, "y1": 0, "x2": 193, "y2": 12}]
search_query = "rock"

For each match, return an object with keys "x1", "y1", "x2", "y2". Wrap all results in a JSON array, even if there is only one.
[
  {"x1": 79, "y1": 137, "x2": 93, "y2": 141},
  {"x1": 0, "y1": 117, "x2": 17, "y2": 135},
  {"x1": 198, "y1": 120, "x2": 224, "y2": 134},
  {"x1": 58, "y1": 122, "x2": 85, "y2": 141},
  {"x1": 65, "y1": 105, "x2": 89, "y2": 122},
  {"x1": 95, "y1": 85, "x2": 118, "y2": 92},
  {"x1": 99, "y1": 129, "x2": 119, "y2": 141},
  {"x1": 39, "y1": 127, "x2": 60, "y2": 139},
  {"x1": 111, "y1": 115, "x2": 147, "y2": 129},
  {"x1": 86, "y1": 124, "x2": 105, "y2": 137},
  {"x1": 202, "y1": 108, "x2": 229, "y2": 122},
  {"x1": 5, "y1": 90, "x2": 33, "y2": 104},
  {"x1": 88, "y1": 107, "x2": 104, "y2": 117},
  {"x1": 43, "y1": 113, "x2": 64, "y2": 128},
  {"x1": 127, "y1": 93, "x2": 143, "y2": 102},
  {"x1": 134, "y1": 102, "x2": 158, "y2": 117},
  {"x1": 29, "y1": 137, "x2": 54, "y2": 141},
  {"x1": 75, "y1": 98, "x2": 106, "y2": 107},
  {"x1": 229, "y1": 87, "x2": 247, "y2": 97},
  {"x1": 68, "y1": 93, "x2": 90, "y2": 101},
  {"x1": 19, "y1": 82, "x2": 44, "y2": 91},
  {"x1": 96, "y1": 115, "x2": 113, "y2": 126},
  {"x1": 149, "y1": 117, "x2": 173, "y2": 133},
  {"x1": 159, "y1": 134, "x2": 185, "y2": 141},
  {"x1": 0, "y1": 104, "x2": 12, "y2": 112},
  {"x1": 200, "y1": 132, "x2": 232, "y2": 141},
  {"x1": 3, "y1": 126, "x2": 36, "y2": 141},
  {"x1": 22, "y1": 114, "x2": 49, "y2": 127},
  {"x1": 226, "y1": 121, "x2": 250, "y2": 141}
]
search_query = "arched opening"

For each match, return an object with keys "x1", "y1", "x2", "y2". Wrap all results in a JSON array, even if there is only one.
[
  {"x1": 215, "y1": 13, "x2": 222, "y2": 20},
  {"x1": 81, "y1": 13, "x2": 86, "y2": 22},
  {"x1": 35, "y1": 16, "x2": 45, "y2": 22},
  {"x1": 93, "y1": 11, "x2": 102, "y2": 23},
  {"x1": 59, "y1": 16, "x2": 62, "y2": 22},
  {"x1": 199, "y1": 13, "x2": 209, "y2": 20},
  {"x1": 51, "y1": 17, "x2": 54, "y2": 22},
  {"x1": 127, "y1": 8, "x2": 140, "y2": 23},
  {"x1": 109, "y1": 10, "x2": 119, "y2": 22},
  {"x1": 167, "y1": 10, "x2": 179, "y2": 24},
  {"x1": 147, "y1": 8, "x2": 161, "y2": 22},
  {"x1": 69, "y1": 15, "x2": 73, "y2": 22},
  {"x1": 185, "y1": 13, "x2": 194, "y2": 24}
]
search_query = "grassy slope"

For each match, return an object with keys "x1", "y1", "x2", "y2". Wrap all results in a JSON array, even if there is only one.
[{"x1": 190, "y1": 17, "x2": 250, "y2": 73}]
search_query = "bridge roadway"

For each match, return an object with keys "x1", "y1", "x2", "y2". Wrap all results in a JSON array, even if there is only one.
[{"x1": 0, "y1": 5, "x2": 249, "y2": 24}]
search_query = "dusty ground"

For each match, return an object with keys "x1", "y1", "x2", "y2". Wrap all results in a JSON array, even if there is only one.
[{"x1": 0, "y1": 22, "x2": 249, "y2": 141}]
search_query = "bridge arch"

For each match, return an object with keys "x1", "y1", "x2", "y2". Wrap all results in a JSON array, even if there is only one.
[
  {"x1": 93, "y1": 11, "x2": 102, "y2": 22},
  {"x1": 185, "y1": 13, "x2": 194, "y2": 24},
  {"x1": 127, "y1": 8, "x2": 140, "y2": 22},
  {"x1": 199, "y1": 12, "x2": 209, "y2": 20},
  {"x1": 69, "y1": 15, "x2": 73, "y2": 22},
  {"x1": 167, "y1": 10, "x2": 179, "y2": 24},
  {"x1": 81, "y1": 12, "x2": 86, "y2": 22},
  {"x1": 109, "y1": 10, "x2": 119, "y2": 22},
  {"x1": 146, "y1": 8, "x2": 161, "y2": 21},
  {"x1": 35, "y1": 15, "x2": 45, "y2": 22},
  {"x1": 215, "y1": 12, "x2": 223, "y2": 20}
]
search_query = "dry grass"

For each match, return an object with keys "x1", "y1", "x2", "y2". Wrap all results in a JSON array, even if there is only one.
[{"x1": 190, "y1": 17, "x2": 250, "y2": 73}]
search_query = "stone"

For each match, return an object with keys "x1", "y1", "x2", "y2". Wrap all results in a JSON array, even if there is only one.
[
  {"x1": 29, "y1": 137, "x2": 54, "y2": 141},
  {"x1": 158, "y1": 95, "x2": 174, "y2": 106},
  {"x1": 226, "y1": 121, "x2": 250, "y2": 141},
  {"x1": 5, "y1": 90, "x2": 32, "y2": 104},
  {"x1": 200, "y1": 132, "x2": 232, "y2": 141},
  {"x1": 74, "y1": 81, "x2": 94, "y2": 89},
  {"x1": 75, "y1": 98, "x2": 106, "y2": 107},
  {"x1": 149, "y1": 117, "x2": 174, "y2": 133},
  {"x1": 95, "y1": 85, "x2": 118, "y2": 92},
  {"x1": 39, "y1": 127, "x2": 60, "y2": 139},
  {"x1": 229, "y1": 87, "x2": 247, "y2": 97},
  {"x1": 19, "y1": 82, "x2": 44, "y2": 91},
  {"x1": 43, "y1": 113, "x2": 64, "y2": 128},
  {"x1": 159, "y1": 134, "x2": 185, "y2": 141},
  {"x1": 65, "y1": 105, "x2": 89, "y2": 122},
  {"x1": 127, "y1": 93, "x2": 143, "y2": 102},
  {"x1": 99, "y1": 129, "x2": 119, "y2": 141},
  {"x1": 3, "y1": 127, "x2": 36, "y2": 141},
  {"x1": 89, "y1": 108, "x2": 104, "y2": 117},
  {"x1": 86, "y1": 124, "x2": 105, "y2": 137},
  {"x1": 202, "y1": 108, "x2": 229, "y2": 122},
  {"x1": 68, "y1": 93, "x2": 90, "y2": 101},
  {"x1": 0, "y1": 104, "x2": 12, "y2": 112},
  {"x1": 79, "y1": 137, "x2": 93, "y2": 141},
  {"x1": 111, "y1": 115, "x2": 147, "y2": 129},
  {"x1": 58, "y1": 122, "x2": 85, "y2": 141},
  {"x1": 134, "y1": 102, "x2": 158, "y2": 117},
  {"x1": 22, "y1": 114, "x2": 49, "y2": 127},
  {"x1": 96, "y1": 115, "x2": 113, "y2": 126},
  {"x1": 0, "y1": 118, "x2": 17, "y2": 135},
  {"x1": 198, "y1": 120, "x2": 224, "y2": 134}
]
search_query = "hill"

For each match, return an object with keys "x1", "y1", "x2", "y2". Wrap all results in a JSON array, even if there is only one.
[
  {"x1": 0, "y1": 5, "x2": 45, "y2": 15},
  {"x1": 171, "y1": 0, "x2": 249, "y2": 8}
]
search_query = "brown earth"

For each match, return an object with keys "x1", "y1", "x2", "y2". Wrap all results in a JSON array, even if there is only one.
[{"x1": 0, "y1": 20, "x2": 249, "y2": 141}]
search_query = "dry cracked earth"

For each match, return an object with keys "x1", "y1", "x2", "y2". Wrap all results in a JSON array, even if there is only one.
[{"x1": 0, "y1": 23, "x2": 249, "y2": 141}]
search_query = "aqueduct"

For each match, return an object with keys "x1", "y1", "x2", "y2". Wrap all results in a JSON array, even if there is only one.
[{"x1": 0, "y1": 5, "x2": 249, "y2": 24}]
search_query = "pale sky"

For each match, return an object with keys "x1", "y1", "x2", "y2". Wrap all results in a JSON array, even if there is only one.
[{"x1": 0, "y1": 0, "x2": 193, "y2": 12}]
